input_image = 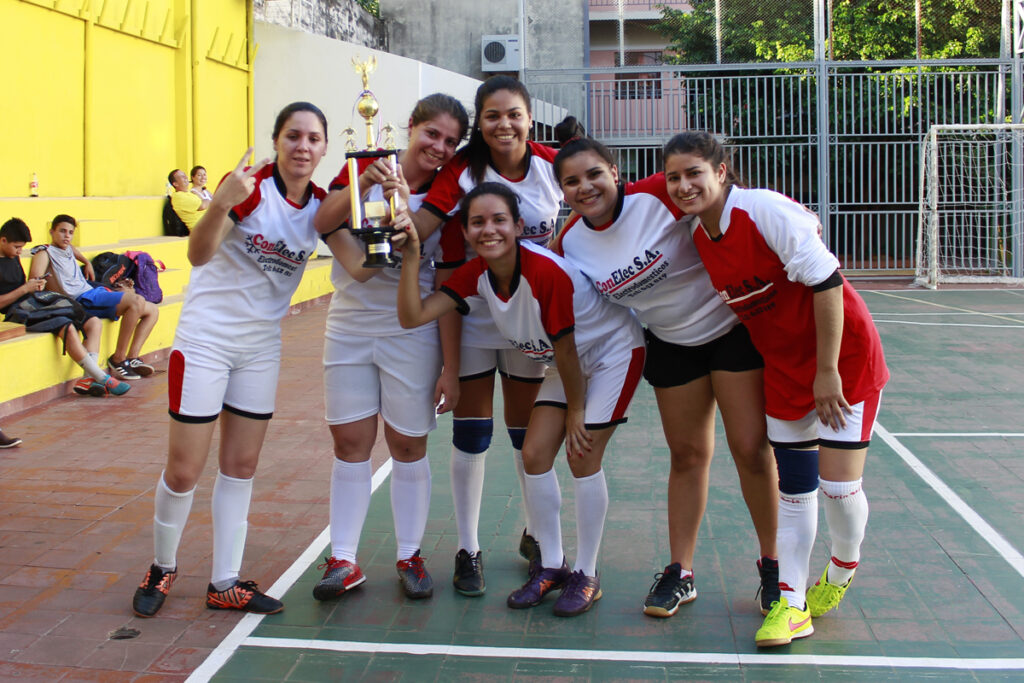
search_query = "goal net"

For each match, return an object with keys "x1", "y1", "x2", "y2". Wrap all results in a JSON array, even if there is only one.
[{"x1": 916, "y1": 124, "x2": 1024, "y2": 288}]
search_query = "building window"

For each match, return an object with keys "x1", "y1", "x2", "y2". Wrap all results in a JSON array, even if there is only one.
[{"x1": 615, "y1": 52, "x2": 663, "y2": 100}]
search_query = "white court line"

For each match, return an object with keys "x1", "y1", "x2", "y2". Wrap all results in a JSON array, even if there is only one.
[
  {"x1": 874, "y1": 423, "x2": 1024, "y2": 580},
  {"x1": 186, "y1": 459, "x2": 393, "y2": 683},
  {"x1": 871, "y1": 311, "x2": 1024, "y2": 316},
  {"x1": 873, "y1": 320, "x2": 1024, "y2": 329},
  {"x1": 889, "y1": 432, "x2": 1024, "y2": 438},
  {"x1": 190, "y1": 426, "x2": 1024, "y2": 679},
  {"x1": 243, "y1": 637, "x2": 1024, "y2": 671}
]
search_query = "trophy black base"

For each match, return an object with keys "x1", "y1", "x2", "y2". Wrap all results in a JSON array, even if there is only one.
[{"x1": 354, "y1": 228, "x2": 398, "y2": 268}]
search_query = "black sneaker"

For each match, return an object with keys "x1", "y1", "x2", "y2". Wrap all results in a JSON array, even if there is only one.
[
  {"x1": 206, "y1": 579, "x2": 283, "y2": 614},
  {"x1": 396, "y1": 550, "x2": 433, "y2": 599},
  {"x1": 108, "y1": 356, "x2": 141, "y2": 380},
  {"x1": 642, "y1": 562, "x2": 696, "y2": 618},
  {"x1": 453, "y1": 549, "x2": 485, "y2": 596},
  {"x1": 132, "y1": 564, "x2": 177, "y2": 618},
  {"x1": 128, "y1": 357, "x2": 155, "y2": 377},
  {"x1": 519, "y1": 529, "x2": 541, "y2": 566},
  {"x1": 756, "y1": 556, "x2": 780, "y2": 615}
]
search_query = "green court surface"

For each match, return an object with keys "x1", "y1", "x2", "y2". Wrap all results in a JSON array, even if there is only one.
[{"x1": 192, "y1": 289, "x2": 1024, "y2": 681}]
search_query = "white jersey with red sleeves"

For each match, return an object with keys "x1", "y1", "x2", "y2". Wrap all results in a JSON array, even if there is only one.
[
  {"x1": 691, "y1": 186, "x2": 889, "y2": 420},
  {"x1": 423, "y1": 141, "x2": 562, "y2": 246},
  {"x1": 324, "y1": 159, "x2": 440, "y2": 337},
  {"x1": 555, "y1": 173, "x2": 737, "y2": 346},
  {"x1": 440, "y1": 240, "x2": 642, "y2": 366},
  {"x1": 175, "y1": 163, "x2": 324, "y2": 351}
]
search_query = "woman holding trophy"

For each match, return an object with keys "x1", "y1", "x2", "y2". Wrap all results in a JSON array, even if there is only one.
[
  {"x1": 312, "y1": 92, "x2": 470, "y2": 601},
  {"x1": 132, "y1": 102, "x2": 329, "y2": 618},
  {"x1": 408, "y1": 76, "x2": 564, "y2": 596}
]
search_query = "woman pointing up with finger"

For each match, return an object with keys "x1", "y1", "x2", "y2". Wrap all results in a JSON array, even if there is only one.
[{"x1": 131, "y1": 102, "x2": 329, "y2": 619}]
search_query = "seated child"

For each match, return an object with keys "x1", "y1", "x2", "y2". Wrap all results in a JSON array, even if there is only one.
[
  {"x1": 29, "y1": 214, "x2": 158, "y2": 381},
  {"x1": 0, "y1": 218, "x2": 130, "y2": 396}
]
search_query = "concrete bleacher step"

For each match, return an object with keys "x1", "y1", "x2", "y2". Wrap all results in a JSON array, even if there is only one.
[{"x1": 0, "y1": 256, "x2": 336, "y2": 414}]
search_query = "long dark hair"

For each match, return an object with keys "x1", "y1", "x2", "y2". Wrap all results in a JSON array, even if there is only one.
[
  {"x1": 662, "y1": 131, "x2": 742, "y2": 187},
  {"x1": 459, "y1": 182, "x2": 522, "y2": 227},
  {"x1": 552, "y1": 116, "x2": 617, "y2": 184},
  {"x1": 465, "y1": 76, "x2": 532, "y2": 184}
]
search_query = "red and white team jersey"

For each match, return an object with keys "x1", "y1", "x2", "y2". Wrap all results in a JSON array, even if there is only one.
[
  {"x1": 175, "y1": 164, "x2": 325, "y2": 351},
  {"x1": 440, "y1": 241, "x2": 642, "y2": 366},
  {"x1": 423, "y1": 141, "x2": 562, "y2": 246},
  {"x1": 324, "y1": 162, "x2": 441, "y2": 337},
  {"x1": 555, "y1": 173, "x2": 737, "y2": 346},
  {"x1": 427, "y1": 141, "x2": 563, "y2": 349},
  {"x1": 691, "y1": 186, "x2": 889, "y2": 420}
]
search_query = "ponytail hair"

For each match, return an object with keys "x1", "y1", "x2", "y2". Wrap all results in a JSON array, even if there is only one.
[
  {"x1": 662, "y1": 131, "x2": 742, "y2": 187},
  {"x1": 466, "y1": 76, "x2": 533, "y2": 184},
  {"x1": 552, "y1": 116, "x2": 617, "y2": 184}
]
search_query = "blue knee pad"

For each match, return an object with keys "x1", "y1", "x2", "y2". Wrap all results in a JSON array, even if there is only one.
[
  {"x1": 507, "y1": 427, "x2": 527, "y2": 450},
  {"x1": 774, "y1": 448, "x2": 819, "y2": 495},
  {"x1": 453, "y1": 418, "x2": 493, "y2": 454}
]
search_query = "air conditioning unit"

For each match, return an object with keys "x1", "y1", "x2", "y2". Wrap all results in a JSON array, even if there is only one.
[{"x1": 481, "y1": 35, "x2": 521, "y2": 72}]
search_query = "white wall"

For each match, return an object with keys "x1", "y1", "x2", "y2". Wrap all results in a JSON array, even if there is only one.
[{"x1": 254, "y1": 21, "x2": 481, "y2": 189}]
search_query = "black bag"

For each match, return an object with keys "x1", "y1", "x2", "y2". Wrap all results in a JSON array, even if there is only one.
[
  {"x1": 91, "y1": 252, "x2": 136, "y2": 288},
  {"x1": 163, "y1": 196, "x2": 190, "y2": 237},
  {"x1": 4, "y1": 290, "x2": 88, "y2": 335}
]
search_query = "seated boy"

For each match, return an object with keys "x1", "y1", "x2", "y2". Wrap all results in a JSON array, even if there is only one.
[
  {"x1": 29, "y1": 214, "x2": 159, "y2": 381},
  {"x1": 0, "y1": 218, "x2": 130, "y2": 396}
]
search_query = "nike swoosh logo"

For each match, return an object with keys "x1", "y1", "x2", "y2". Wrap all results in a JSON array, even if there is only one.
[{"x1": 789, "y1": 615, "x2": 811, "y2": 632}]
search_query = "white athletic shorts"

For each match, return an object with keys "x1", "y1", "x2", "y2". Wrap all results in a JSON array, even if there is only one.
[
  {"x1": 323, "y1": 327, "x2": 442, "y2": 437},
  {"x1": 168, "y1": 340, "x2": 281, "y2": 421},
  {"x1": 534, "y1": 345, "x2": 646, "y2": 429},
  {"x1": 766, "y1": 390, "x2": 883, "y2": 449},
  {"x1": 459, "y1": 344, "x2": 547, "y2": 383}
]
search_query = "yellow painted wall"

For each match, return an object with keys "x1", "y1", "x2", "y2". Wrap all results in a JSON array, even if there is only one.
[{"x1": 0, "y1": 0, "x2": 250, "y2": 200}]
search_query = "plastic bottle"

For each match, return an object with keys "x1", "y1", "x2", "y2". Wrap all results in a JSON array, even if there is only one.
[{"x1": 29, "y1": 172, "x2": 39, "y2": 197}]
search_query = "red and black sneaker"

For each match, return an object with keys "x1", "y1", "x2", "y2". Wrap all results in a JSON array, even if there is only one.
[
  {"x1": 132, "y1": 564, "x2": 177, "y2": 618},
  {"x1": 206, "y1": 579, "x2": 283, "y2": 614},
  {"x1": 312, "y1": 556, "x2": 366, "y2": 601},
  {"x1": 396, "y1": 550, "x2": 433, "y2": 599}
]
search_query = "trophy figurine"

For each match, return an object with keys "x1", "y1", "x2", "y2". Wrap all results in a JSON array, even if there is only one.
[{"x1": 346, "y1": 56, "x2": 399, "y2": 268}]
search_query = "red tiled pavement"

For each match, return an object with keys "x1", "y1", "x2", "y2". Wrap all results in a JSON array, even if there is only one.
[{"x1": 0, "y1": 298, "x2": 388, "y2": 681}]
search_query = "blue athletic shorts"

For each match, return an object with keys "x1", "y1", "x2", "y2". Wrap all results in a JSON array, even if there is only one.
[{"x1": 77, "y1": 287, "x2": 124, "y2": 320}]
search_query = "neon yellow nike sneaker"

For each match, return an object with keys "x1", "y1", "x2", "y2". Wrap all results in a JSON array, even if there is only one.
[
  {"x1": 805, "y1": 564, "x2": 854, "y2": 617},
  {"x1": 755, "y1": 597, "x2": 813, "y2": 647}
]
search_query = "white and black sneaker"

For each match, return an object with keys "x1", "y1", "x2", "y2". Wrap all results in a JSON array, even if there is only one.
[
  {"x1": 108, "y1": 356, "x2": 141, "y2": 380},
  {"x1": 643, "y1": 562, "x2": 696, "y2": 618},
  {"x1": 128, "y1": 357, "x2": 154, "y2": 377}
]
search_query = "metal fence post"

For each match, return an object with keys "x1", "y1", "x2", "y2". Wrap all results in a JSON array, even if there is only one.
[{"x1": 814, "y1": 0, "x2": 831, "y2": 245}]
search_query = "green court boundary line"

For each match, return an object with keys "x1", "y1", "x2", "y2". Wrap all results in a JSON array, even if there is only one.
[{"x1": 240, "y1": 636, "x2": 1024, "y2": 670}]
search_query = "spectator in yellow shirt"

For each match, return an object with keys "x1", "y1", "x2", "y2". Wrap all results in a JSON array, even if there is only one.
[{"x1": 169, "y1": 169, "x2": 209, "y2": 229}]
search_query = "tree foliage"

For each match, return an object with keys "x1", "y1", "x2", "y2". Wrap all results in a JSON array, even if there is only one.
[{"x1": 653, "y1": 0, "x2": 1002, "y2": 64}]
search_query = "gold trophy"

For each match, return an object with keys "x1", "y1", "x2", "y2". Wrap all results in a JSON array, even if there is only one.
[{"x1": 346, "y1": 56, "x2": 399, "y2": 268}]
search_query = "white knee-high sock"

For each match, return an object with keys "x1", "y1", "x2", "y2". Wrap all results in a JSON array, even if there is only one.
[
  {"x1": 391, "y1": 457, "x2": 431, "y2": 561},
  {"x1": 513, "y1": 449, "x2": 533, "y2": 532},
  {"x1": 78, "y1": 354, "x2": 107, "y2": 381},
  {"x1": 330, "y1": 458, "x2": 372, "y2": 563},
  {"x1": 153, "y1": 471, "x2": 195, "y2": 571},
  {"x1": 777, "y1": 490, "x2": 818, "y2": 610},
  {"x1": 524, "y1": 469, "x2": 562, "y2": 569},
  {"x1": 210, "y1": 471, "x2": 253, "y2": 590},
  {"x1": 572, "y1": 470, "x2": 608, "y2": 576},
  {"x1": 820, "y1": 477, "x2": 868, "y2": 585},
  {"x1": 450, "y1": 447, "x2": 486, "y2": 554}
]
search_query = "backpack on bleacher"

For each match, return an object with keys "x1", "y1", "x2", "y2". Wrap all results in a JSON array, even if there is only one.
[
  {"x1": 163, "y1": 196, "x2": 190, "y2": 237},
  {"x1": 91, "y1": 252, "x2": 136, "y2": 288},
  {"x1": 125, "y1": 251, "x2": 164, "y2": 304},
  {"x1": 4, "y1": 290, "x2": 88, "y2": 335}
]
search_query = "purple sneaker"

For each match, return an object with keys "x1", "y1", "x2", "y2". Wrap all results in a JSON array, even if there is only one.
[
  {"x1": 507, "y1": 559, "x2": 570, "y2": 609},
  {"x1": 553, "y1": 570, "x2": 602, "y2": 617}
]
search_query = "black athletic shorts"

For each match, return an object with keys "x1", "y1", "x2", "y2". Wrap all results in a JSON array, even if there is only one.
[{"x1": 642, "y1": 324, "x2": 764, "y2": 388}]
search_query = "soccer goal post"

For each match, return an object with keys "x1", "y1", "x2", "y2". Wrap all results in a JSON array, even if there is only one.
[{"x1": 915, "y1": 123, "x2": 1024, "y2": 289}]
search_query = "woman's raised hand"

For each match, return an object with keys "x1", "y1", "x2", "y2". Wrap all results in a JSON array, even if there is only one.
[{"x1": 212, "y1": 148, "x2": 271, "y2": 210}]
